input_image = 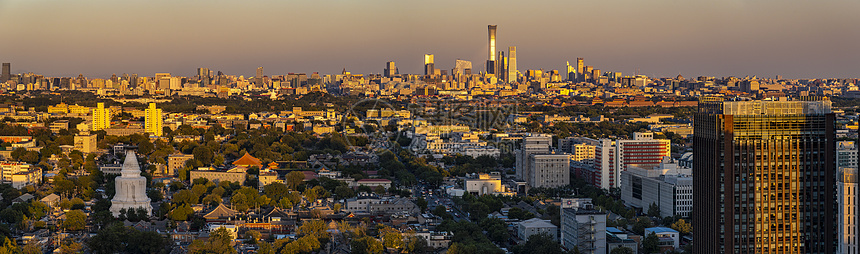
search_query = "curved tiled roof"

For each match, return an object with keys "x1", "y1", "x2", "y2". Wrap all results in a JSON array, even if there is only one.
[
  {"x1": 203, "y1": 203, "x2": 238, "y2": 219},
  {"x1": 233, "y1": 152, "x2": 263, "y2": 169}
]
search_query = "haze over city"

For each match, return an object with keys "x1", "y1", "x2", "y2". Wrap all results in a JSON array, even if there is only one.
[{"x1": 1, "y1": 0, "x2": 858, "y2": 79}]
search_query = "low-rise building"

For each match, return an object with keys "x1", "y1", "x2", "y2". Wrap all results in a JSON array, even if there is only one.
[
  {"x1": 190, "y1": 167, "x2": 247, "y2": 185},
  {"x1": 464, "y1": 172, "x2": 514, "y2": 196},
  {"x1": 645, "y1": 227, "x2": 680, "y2": 250},
  {"x1": 620, "y1": 156, "x2": 692, "y2": 217},
  {"x1": 517, "y1": 218, "x2": 558, "y2": 243},
  {"x1": 355, "y1": 179, "x2": 391, "y2": 190},
  {"x1": 168, "y1": 153, "x2": 195, "y2": 176}
]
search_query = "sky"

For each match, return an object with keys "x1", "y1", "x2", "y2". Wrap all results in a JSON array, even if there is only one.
[{"x1": 0, "y1": 0, "x2": 858, "y2": 79}]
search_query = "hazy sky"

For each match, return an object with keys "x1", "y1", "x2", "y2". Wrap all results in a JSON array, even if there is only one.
[{"x1": 1, "y1": 0, "x2": 858, "y2": 79}]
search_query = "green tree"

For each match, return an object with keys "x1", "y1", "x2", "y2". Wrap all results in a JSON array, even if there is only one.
[
  {"x1": 62, "y1": 209, "x2": 87, "y2": 231},
  {"x1": 351, "y1": 236, "x2": 383, "y2": 254},
  {"x1": 286, "y1": 171, "x2": 305, "y2": 190},
  {"x1": 633, "y1": 216, "x2": 653, "y2": 235},
  {"x1": 188, "y1": 227, "x2": 236, "y2": 254},
  {"x1": 405, "y1": 236, "x2": 428, "y2": 254},
  {"x1": 642, "y1": 232, "x2": 660, "y2": 254},
  {"x1": 511, "y1": 233, "x2": 564, "y2": 254},
  {"x1": 647, "y1": 203, "x2": 661, "y2": 218},
  {"x1": 415, "y1": 197, "x2": 428, "y2": 213},
  {"x1": 610, "y1": 246, "x2": 634, "y2": 254}
]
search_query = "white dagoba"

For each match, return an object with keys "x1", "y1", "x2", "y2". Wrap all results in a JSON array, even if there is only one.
[{"x1": 110, "y1": 151, "x2": 152, "y2": 217}]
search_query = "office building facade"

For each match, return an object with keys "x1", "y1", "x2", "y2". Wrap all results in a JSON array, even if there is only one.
[{"x1": 693, "y1": 98, "x2": 836, "y2": 253}]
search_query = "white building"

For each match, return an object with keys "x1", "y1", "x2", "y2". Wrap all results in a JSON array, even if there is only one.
[
  {"x1": 839, "y1": 167, "x2": 859, "y2": 254},
  {"x1": 838, "y1": 141, "x2": 858, "y2": 169},
  {"x1": 464, "y1": 172, "x2": 513, "y2": 196},
  {"x1": 560, "y1": 198, "x2": 606, "y2": 254},
  {"x1": 528, "y1": 154, "x2": 570, "y2": 188},
  {"x1": 517, "y1": 218, "x2": 558, "y2": 243},
  {"x1": 621, "y1": 156, "x2": 692, "y2": 218},
  {"x1": 645, "y1": 227, "x2": 680, "y2": 249},
  {"x1": 515, "y1": 135, "x2": 552, "y2": 182}
]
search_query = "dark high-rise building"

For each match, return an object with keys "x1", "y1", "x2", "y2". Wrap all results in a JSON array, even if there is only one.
[
  {"x1": 1, "y1": 63, "x2": 10, "y2": 83},
  {"x1": 256, "y1": 67, "x2": 264, "y2": 87},
  {"x1": 694, "y1": 97, "x2": 836, "y2": 254}
]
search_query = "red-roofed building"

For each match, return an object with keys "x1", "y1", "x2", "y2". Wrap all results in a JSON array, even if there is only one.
[{"x1": 233, "y1": 153, "x2": 263, "y2": 169}]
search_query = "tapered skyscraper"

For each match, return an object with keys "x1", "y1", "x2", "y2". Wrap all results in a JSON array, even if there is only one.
[
  {"x1": 487, "y1": 25, "x2": 497, "y2": 74},
  {"x1": 694, "y1": 97, "x2": 836, "y2": 253}
]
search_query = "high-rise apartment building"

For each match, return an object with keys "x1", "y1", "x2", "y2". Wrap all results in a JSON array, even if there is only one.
[
  {"x1": 839, "y1": 167, "x2": 859, "y2": 254},
  {"x1": 1, "y1": 63, "x2": 10, "y2": 83},
  {"x1": 507, "y1": 46, "x2": 517, "y2": 83},
  {"x1": 561, "y1": 198, "x2": 606, "y2": 254},
  {"x1": 528, "y1": 154, "x2": 570, "y2": 188},
  {"x1": 91, "y1": 103, "x2": 111, "y2": 131},
  {"x1": 693, "y1": 98, "x2": 836, "y2": 253},
  {"x1": 515, "y1": 135, "x2": 552, "y2": 183},
  {"x1": 424, "y1": 54, "x2": 435, "y2": 76},
  {"x1": 592, "y1": 132, "x2": 670, "y2": 189},
  {"x1": 145, "y1": 103, "x2": 163, "y2": 136}
]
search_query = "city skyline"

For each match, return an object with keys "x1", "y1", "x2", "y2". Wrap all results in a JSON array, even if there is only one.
[{"x1": 1, "y1": 0, "x2": 859, "y2": 79}]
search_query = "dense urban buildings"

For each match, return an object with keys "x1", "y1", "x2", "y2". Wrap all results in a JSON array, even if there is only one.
[
  {"x1": 694, "y1": 97, "x2": 836, "y2": 253},
  {"x1": 1, "y1": 18, "x2": 859, "y2": 254}
]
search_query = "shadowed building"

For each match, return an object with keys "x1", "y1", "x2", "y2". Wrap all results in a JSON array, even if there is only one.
[{"x1": 693, "y1": 97, "x2": 835, "y2": 253}]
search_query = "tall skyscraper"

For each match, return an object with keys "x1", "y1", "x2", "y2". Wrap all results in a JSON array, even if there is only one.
[
  {"x1": 91, "y1": 102, "x2": 111, "y2": 131},
  {"x1": 576, "y1": 58, "x2": 584, "y2": 81},
  {"x1": 498, "y1": 52, "x2": 507, "y2": 82},
  {"x1": 1, "y1": 63, "x2": 10, "y2": 83},
  {"x1": 424, "y1": 54, "x2": 435, "y2": 76},
  {"x1": 566, "y1": 61, "x2": 576, "y2": 81},
  {"x1": 694, "y1": 98, "x2": 835, "y2": 253},
  {"x1": 507, "y1": 46, "x2": 517, "y2": 83},
  {"x1": 838, "y1": 167, "x2": 859, "y2": 254},
  {"x1": 487, "y1": 25, "x2": 497, "y2": 74},
  {"x1": 145, "y1": 103, "x2": 163, "y2": 137},
  {"x1": 384, "y1": 61, "x2": 396, "y2": 78},
  {"x1": 256, "y1": 67, "x2": 264, "y2": 87}
]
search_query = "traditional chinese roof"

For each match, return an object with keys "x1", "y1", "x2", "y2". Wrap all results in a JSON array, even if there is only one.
[
  {"x1": 265, "y1": 207, "x2": 292, "y2": 218},
  {"x1": 203, "y1": 203, "x2": 238, "y2": 220},
  {"x1": 232, "y1": 153, "x2": 262, "y2": 169},
  {"x1": 267, "y1": 161, "x2": 279, "y2": 170}
]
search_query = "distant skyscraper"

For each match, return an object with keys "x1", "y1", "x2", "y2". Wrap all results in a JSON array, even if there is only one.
[
  {"x1": 576, "y1": 58, "x2": 584, "y2": 81},
  {"x1": 487, "y1": 25, "x2": 497, "y2": 74},
  {"x1": 91, "y1": 102, "x2": 111, "y2": 131},
  {"x1": 255, "y1": 67, "x2": 264, "y2": 87},
  {"x1": 453, "y1": 59, "x2": 472, "y2": 76},
  {"x1": 566, "y1": 61, "x2": 575, "y2": 81},
  {"x1": 424, "y1": 54, "x2": 435, "y2": 76},
  {"x1": 1, "y1": 63, "x2": 10, "y2": 83},
  {"x1": 507, "y1": 46, "x2": 517, "y2": 83},
  {"x1": 694, "y1": 98, "x2": 836, "y2": 253},
  {"x1": 384, "y1": 61, "x2": 396, "y2": 77},
  {"x1": 145, "y1": 103, "x2": 163, "y2": 137},
  {"x1": 498, "y1": 52, "x2": 507, "y2": 82}
]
